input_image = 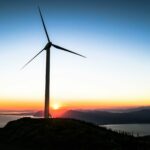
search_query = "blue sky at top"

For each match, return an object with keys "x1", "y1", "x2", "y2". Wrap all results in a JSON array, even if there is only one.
[{"x1": 0, "y1": 0, "x2": 149, "y2": 108}]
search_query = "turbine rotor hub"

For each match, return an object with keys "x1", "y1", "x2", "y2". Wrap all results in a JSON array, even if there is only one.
[{"x1": 44, "y1": 42, "x2": 52, "y2": 50}]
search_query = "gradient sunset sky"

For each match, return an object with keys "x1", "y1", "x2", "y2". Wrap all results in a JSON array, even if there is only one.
[{"x1": 0, "y1": 0, "x2": 150, "y2": 111}]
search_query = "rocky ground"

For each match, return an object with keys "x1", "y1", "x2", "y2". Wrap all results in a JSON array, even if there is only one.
[{"x1": 0, "y1": 117, "x2": 149, "y2": 150}]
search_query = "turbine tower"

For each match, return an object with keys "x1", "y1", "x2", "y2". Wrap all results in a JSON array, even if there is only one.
[{"x1": 21, "y1": 7, "x2": 86, "y2": 118}]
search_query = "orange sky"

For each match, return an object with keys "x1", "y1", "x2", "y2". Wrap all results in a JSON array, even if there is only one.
[
  {"x1": 0, "y1": 98, "x2": 150, "y2": 111},
  {"x1": 0, "y1": 98, "x2": 150, "y2": 118}
]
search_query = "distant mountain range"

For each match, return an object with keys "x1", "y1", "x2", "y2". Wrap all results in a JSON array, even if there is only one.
[
  {"x1": 1, "y1": 106, "x2": 150, "y2": 125},
  {"x1": 32, "y1": 107, "x2": 150, "y2": 125},
  {"x1": 62, "y1": 108, "x2": 150, "y2": 125},
  {"x1": 108, "y1": 106, "x2": 150, "y2": 113}
]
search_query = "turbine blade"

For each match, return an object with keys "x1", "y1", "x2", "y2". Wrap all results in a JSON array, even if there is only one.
[
  {"x1": 52, "y1": 44, "x2": 86, "y2": 58},
  {"x1": 20, "y1": 49, "x2": 44, "y2": 70},
  {"x1": 38, "y1": 7, "x2": 50, "y2": 42}
]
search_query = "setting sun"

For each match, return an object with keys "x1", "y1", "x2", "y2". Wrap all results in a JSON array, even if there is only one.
[{"x1": 52, "y1": 103, "x2": 61, "y2": 110}]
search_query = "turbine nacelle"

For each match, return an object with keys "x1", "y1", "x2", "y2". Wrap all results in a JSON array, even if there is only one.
[{"x1": 44, "y1": 42, "x2": 52, "y2": 50}]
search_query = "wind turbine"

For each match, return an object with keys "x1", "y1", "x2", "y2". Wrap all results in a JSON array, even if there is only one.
[{"x1": 21, "y1": 7, "x2": 86, "y2": 118}]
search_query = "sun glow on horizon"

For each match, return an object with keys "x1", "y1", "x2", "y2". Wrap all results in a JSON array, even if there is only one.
[
  {"x1": 52, "y1": 103, "x2": 61, "y2": 110},
  {"x1": 0, "y1": 98, "x2": 150, "y2": 111}
]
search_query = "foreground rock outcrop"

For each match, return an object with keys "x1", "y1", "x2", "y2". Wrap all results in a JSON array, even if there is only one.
[{"x1": 0, "y1": 117, "x2": 149, "y2": 150}]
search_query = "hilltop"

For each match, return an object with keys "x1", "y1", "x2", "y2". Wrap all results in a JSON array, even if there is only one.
[{"x1": 0, "y1": 117, "x2": 150, "y2": 150}]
